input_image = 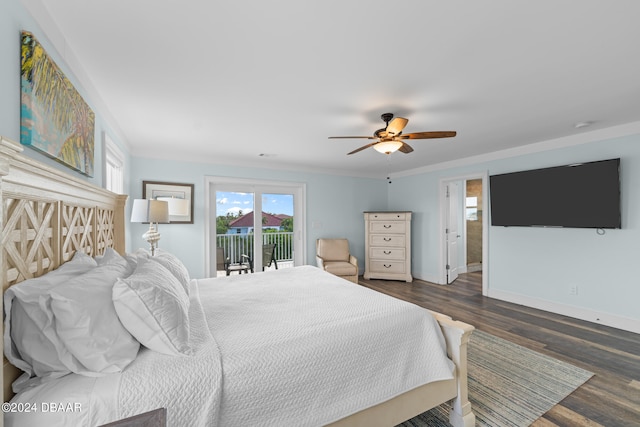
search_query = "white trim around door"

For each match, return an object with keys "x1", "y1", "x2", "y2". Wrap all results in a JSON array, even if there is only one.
[
  {"x1": 438, "y1": 171, "x2": 489, "y2": 295},
  {"x1": 204, "y1": 176, "x2": 306, "y2": 278}
]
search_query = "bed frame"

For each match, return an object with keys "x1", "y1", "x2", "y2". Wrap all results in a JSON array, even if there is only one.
[{"x1": 0, "y1": 136, "x2": 475, "y2": 427}]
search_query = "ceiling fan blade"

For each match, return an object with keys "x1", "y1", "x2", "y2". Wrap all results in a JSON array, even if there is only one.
[
  {"x1": 328, "y1": 136, "x2": 375, "y2": 139},
  {"x1": 385, "y1": 117, "x2": 408, "y2": 136},
  {"x1": 398, "y1": 142, "x2": 414, "y2": 153},
  {"x1": 347, "y1": 142, "x2": 377, "y2": 155},
  {"x1": 402, "y1": 131, "x2": 457, "y2": 139}
]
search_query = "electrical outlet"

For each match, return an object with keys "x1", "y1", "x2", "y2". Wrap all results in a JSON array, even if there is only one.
[{"x1": 569, "y1": 286, "x2": 579, "y2": 295}]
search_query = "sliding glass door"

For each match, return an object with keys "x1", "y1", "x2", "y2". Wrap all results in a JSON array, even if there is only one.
[{"x1": 206, "y1": 177, "x2": 305, "y2": 278}]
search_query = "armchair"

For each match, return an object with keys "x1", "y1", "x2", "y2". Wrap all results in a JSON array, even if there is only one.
[{"x1": 316, "y1": 238, "x2": 358, "y2": 283}]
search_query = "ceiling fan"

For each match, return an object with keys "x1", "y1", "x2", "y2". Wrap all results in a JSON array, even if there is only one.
[{"x1": 329, "y1": 113, "x2": 456, "y2": 155}]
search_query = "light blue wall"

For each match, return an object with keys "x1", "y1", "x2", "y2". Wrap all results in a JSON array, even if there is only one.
[
  {"x1": 389, "y1": 134, "x2": 640, "y2": 325},
  {"x1": 129, "y1": 156, "x2": 387, "y2": 278},
  {"x1": 0, "y1": 0, "x2": 131, "y2": 189}
]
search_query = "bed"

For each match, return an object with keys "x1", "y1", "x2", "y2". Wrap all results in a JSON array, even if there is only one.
[{"x1": 1, "y1": 136, "x2": 475, "y2": 427}]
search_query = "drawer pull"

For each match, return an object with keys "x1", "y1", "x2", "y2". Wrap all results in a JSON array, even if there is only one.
[
  {"x1": 383, "y1": 237, "x2": 392, "y2": 242},
  {"x1": 384, "y1": 264, "x2": 392, "y2": 268},
  {"x1": 384, "y1": 250, "x2": 391, "y2": 255},
  {"x1": 383, "y1": 224, "x2": 392, "y2": 228}
]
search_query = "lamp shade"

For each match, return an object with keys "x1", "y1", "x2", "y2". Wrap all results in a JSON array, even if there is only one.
[
  {"x1": 157, "y1": 197, "x2": 189, "y2": 216},
  {"x1": 131, "y1": 199, "x2": 170, "y2": 223},
  {"x1": 373, "y1": 140, "x2": 403, "y2": 154}
]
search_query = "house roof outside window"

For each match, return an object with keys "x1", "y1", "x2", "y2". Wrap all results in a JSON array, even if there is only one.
[{"x1": 228, "y1": 211, "x2": 290, "y2": 230}]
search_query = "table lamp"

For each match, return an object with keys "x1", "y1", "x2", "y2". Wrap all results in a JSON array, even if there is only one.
[{"x1": 131, "y1": 199, "x2": 170, "y2": 255}]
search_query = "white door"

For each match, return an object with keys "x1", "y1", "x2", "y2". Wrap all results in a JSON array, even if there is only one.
[{"x1": 446, "y1": 182, "x2": 460, "y2": 284}]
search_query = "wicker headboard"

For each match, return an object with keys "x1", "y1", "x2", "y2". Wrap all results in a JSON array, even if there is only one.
[{"x1": 1, "y1": 136, "x2": 127, "y2": 402}]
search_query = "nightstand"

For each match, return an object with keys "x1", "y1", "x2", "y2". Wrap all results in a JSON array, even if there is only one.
[{"x1": 99, "y1": 408, "x2": 166, "y2": 427}]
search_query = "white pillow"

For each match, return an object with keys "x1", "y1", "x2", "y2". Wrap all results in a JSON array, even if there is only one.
[
  {"x1": 95, "y1": 247, "x2": 136, "y2": 276},
  {"x1": 139, "y1": 248, "x2": 190, "y2": 295},
  {"x1": 113, "y1": 258, "x2": 191, "y2": 356},
  {"x1": 4, "y1": 251, "x2": 97, "y2": 384},
  {"x1": 94, "y1": 247, "x2": 120, "y2": 265},
  {"x1": 48, "y1": 258, "x2": 140, "y2": 374}
]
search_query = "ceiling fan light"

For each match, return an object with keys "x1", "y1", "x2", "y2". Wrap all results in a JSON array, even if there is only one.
[{"x1": 373, "y1": 140, "x2": 403, "y2": 154}]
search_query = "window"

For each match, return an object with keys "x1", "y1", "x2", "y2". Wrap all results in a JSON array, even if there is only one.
[
  {"x1": 465, "y1": 196, "x2": 478, "y2": 221},
  {"x1": 104, "y1": 134, "x2": 124, "y2": 194}
]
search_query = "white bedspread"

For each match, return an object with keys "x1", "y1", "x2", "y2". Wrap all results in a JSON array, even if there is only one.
[
  {"x1": 198, "y1": 266, "x2": 454, "y2": 426},
  {"x1": 7, "y1": 266, "x2": 454, "y2": 427}
]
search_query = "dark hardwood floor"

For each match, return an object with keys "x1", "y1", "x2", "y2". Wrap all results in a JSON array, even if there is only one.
[{"x1": 358, "y1": 272, "x2": 640, "y2": 427}]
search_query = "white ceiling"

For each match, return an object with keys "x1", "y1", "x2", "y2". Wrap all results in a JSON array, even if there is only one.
[{"x1": 25, "y1": 0, "x2": 640, "y2": 177}]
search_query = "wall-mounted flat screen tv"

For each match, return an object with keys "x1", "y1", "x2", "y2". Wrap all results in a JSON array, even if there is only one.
[{"x1": 489, "y1": 158, "x2": 621, "y2": 229}]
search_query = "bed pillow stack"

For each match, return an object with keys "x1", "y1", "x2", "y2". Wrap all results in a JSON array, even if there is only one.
[
  {"x1": 4, "y1": 250, "x2": 140, "y2": 392},
  {"x1": 5, "y1": 247, "x2": 193, "y2": 392}
]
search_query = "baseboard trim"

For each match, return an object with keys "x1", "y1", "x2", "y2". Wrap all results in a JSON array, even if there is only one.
[
  {"x1": 414, "y1": 273, "x2": 442, "y2": 285},
  {"x1": 467, "y1": 264, "x2": 483, "y2": 273},
  {"x1": 488, "y1": 289, "x2": 640, "y2": 334}
]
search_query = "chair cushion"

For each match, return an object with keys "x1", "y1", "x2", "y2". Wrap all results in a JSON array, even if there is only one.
[
  {"x1": 323, "y1": 261, "x2": 357, "y2": 277},
  {"x1": 317, "y1": 239, "x2": 350, "y2": 262}
]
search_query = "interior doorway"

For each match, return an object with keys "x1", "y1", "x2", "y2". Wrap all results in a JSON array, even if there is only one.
[
  {"x1": 439, "y1": 172, "x2": 489, "y2": 295},
  {"x1": 465, "y1": 179, "x2": 483, "y2": 273}
]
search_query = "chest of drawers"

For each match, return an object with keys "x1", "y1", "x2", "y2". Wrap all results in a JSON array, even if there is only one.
[{"x1": 364, "y1": 211, "x2": 412, "y2": 282}]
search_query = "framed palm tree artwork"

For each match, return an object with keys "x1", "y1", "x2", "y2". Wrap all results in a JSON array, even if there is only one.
[{"x1": 20, "y1": 31, "x2": 95, "y2": 176}]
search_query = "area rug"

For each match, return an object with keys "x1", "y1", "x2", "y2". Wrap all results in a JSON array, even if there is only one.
[{"x1": 398, "y1": 330, "x2": 594, "y2": 426}]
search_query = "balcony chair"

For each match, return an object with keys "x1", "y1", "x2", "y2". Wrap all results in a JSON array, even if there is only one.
[
  {"x1": 242, "y1": 243, "x2": 278, "y2": 273},
  {"x1": 316, "y1": 238, "x2": 358, "y2": 283}
]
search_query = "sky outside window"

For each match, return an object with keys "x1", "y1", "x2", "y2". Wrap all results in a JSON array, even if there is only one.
[{"x1": 216, "y1": 191, "x2": 293, "y2": 216}]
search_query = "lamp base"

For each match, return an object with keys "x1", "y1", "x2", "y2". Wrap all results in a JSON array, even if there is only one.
[{"x1": 142, "y1": 224, "x2": 161, "y2": 256}]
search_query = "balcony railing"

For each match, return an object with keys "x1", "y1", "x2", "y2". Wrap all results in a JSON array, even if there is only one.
[{"x1": 216, "y1": 232, "x2": 294, "y2": 267}]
